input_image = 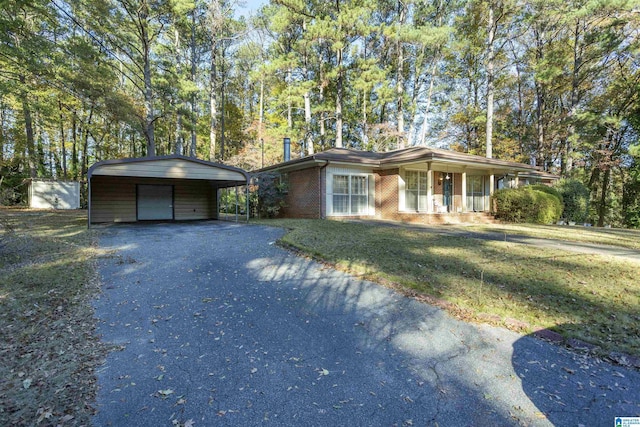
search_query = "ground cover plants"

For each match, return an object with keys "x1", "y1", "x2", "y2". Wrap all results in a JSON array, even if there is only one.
[
  {"x1": 0, "y1": 209, "x2": 104, "y2": 426},
  {"x1": 259, "y1": 219, "x2": 640, "y2": 359}
]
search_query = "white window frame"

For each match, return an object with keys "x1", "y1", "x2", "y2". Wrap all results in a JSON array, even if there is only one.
[
  {"x1": 403, "y1": 169, "x2": 429, "y2": 212},
  {"x1": 327, "y1": 172, "x2": 374, "y2": 216}
]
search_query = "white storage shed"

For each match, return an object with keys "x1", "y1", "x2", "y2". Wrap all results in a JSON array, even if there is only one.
[{"x1": 28, "y1": 180, "x2": 81, "y2": 209}]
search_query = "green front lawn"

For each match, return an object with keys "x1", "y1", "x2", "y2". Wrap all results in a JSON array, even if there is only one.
[
  {"x1": 465, "y1": 223, "x2": 640, "y2": 250},
  {"x1": 256, "y1": 219, "x2": 640, "y2": 359}
]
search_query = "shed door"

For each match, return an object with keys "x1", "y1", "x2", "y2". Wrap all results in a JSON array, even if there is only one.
[{"x1": 137, "y1": 185, "x2": 174, "y2": 220}]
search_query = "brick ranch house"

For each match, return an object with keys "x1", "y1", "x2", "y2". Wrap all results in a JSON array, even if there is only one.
[{"x1": 254, "y1": 146, "x2": 558, "y2": 224}]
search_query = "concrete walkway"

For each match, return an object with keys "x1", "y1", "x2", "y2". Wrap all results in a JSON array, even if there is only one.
[
  {"x1": 349, "y1": 219, "x2": 640, "y2": 263},
  {"x1": 92, "y1": 222, "x2": 640, "y2": 426}
]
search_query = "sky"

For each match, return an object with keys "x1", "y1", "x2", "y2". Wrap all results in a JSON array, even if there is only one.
[{"x1": 235, "y1": 0, "x2": 268, "y2": 18}]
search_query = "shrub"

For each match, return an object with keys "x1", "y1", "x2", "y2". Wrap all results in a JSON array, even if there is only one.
[
  {"x1": 252, "y1": 172, "x2": 287, "y2": 218},
  {"x1": 492, "y1": 186, "x2": 563, "y2": 224},
  {"x1": 0, "y1": 163, "x2": 28, "y2": 206},
  {"x1": 554, "y1": 179, "x2": 590, "y2": 223},
  {"x1": 531, "y1": 184, "x2": 563, "y2": 202}
]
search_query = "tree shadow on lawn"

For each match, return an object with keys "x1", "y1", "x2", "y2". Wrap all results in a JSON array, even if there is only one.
[
  {"x1": 511, "y1": 327, "x2": 640, "y2": 427},
  {"x1": 332, "y1": 225, "x2": 640, "y2": 358}
]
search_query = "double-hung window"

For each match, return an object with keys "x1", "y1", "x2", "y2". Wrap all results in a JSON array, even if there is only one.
[
  {"x1": 405, "y1": 170, "x2": 428, "y2": 211},
  {"x1": 331, "y1": 174, "x2": 370, "y2": 215}
]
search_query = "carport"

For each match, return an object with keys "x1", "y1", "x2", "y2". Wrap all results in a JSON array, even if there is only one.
[{"x1": 88, "y1": 155, "x2": 248, "y2": 225}]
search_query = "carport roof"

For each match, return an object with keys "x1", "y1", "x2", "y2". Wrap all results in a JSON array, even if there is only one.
[{"x1": 88, "y1": 155, "x2": 248, "y2": 186}]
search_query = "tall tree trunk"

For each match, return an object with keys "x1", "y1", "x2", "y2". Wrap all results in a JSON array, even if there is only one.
[
  {"x1": 174, "y1": 28, "x2": 184, "y2": 155},
  {"x1": 418, "y1": 60, "x2": 438, "y2": 146},
  {"x1": 302, "y1": 20, "x2": 314, "y2": 156},
  {"x1": 219, "y1": 47, "x2": 226, "y2": 160},
  {"x1": 417, "y1": 0, "x2": 444, "y2": 147},
  {"x1": 287, "y1": 68, "x2": 293, "y2": 132},
  {"x1": 190, "y1": 11, "x2": 197, "y2": 157},
  {"x1": 258, "y1": 76, "x2": 264, "y2": 159},
  {"x1": 564, "y1": 20, "x2": 582, "y2": 176},
  {"x1": 319, "y1": 80, "x2": 326, "y2": 150},
  {"x1": 209, "y1": 41, "x2": 218, "y2": 161},
  {"x1": 396, "y1": 1, "x2": 407, "y2": 149},
  {"x1": 535, "y1": 84, "x2": 545, "y2": 168},
  {"x1": 485, "y1": 1, "x2": 496, "y2": 159},
  {"x1": 19, "y1": 75, "x2": 36, "y2": 177},
  {"x1": 597, "y1": 167, "x2": 610, "y2": 227},
  {"x1": 304, "y1": 89, "x2": 313, "y2": 155},
  {"x1": 35, "y1": 114, "x2": 46, "y2": 177},
  {"x1": 81, "y1": 108, "x2": 93, "y2": 178},
  {"x1": 71, "y1": 112, "x2": 79, "y2": 179},
  {"x1": 58, "y1": 101, "x2": 67, "y2": 178},
  {"x1": 141, "y1": 8, "x2": 156, "y2": 157},
  {"x1": 175, "y1": 108, "x2": 184, "y2": 155},
  {"x1": 335, "y1": 49, "x2": 344, "y2": 148},
  {"x1": 361, "y1": 88, "x2": 368, "y2": 148},
  {"x1": 0, "y1": 101, "x2": 5, "y2": 163}
]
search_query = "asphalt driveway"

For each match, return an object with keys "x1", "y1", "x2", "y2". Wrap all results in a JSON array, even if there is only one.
[{"x1": 92, "y1": 222, "x2": 640, "y2": 426}]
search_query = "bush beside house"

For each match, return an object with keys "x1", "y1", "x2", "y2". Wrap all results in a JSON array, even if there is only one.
[
  {"x1": 252, "y1": 172, "x2": 287, "y2": 218},
  {"x1": 492, "y1": 186, "x2": 563, "y2": 224},
  {"x1": 554, "y1": 179, "x2": 590, "y2": 224}
]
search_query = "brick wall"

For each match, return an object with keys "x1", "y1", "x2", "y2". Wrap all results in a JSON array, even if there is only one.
[
  {"x1": 280, "y1": 167, "x2": 322, "y2": 218},
  {"x1": 378, "y1": 168, "x2": 399, "y2": 220}
]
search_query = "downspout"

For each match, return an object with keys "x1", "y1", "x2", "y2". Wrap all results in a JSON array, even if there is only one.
[{"x1": 319, "y1": 160, "x2": 329, "y2": 219}]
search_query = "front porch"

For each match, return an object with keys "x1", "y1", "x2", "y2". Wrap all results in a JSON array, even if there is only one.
[{"x1": 393, "y1": 164, "x2": 529, "y2": 215}]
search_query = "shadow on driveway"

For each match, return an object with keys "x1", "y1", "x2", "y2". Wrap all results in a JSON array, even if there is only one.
[
  {"x1": 512, "y1": 328, "x2": 640, "y2": 426},
  {"x1": 92, "y1": 222, "x2": 639, "y2": 426}
]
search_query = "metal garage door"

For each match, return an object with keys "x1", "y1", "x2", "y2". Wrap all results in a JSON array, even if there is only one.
[{"x1": 137, "y1": 185, "x2": 174, "y2": 220}]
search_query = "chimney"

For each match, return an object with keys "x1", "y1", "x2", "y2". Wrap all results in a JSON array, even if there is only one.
[{"x1": 283, "y1": 137, "x2": 291, "y2": 162}]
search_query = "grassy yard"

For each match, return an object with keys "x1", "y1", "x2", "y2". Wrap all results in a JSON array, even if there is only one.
[
  {"x1": 1, "y1": 212, "x2": 638, "y2": 425},
  {"x1": 0, "y1": 208, "x2": 104, "y2": 426},
  {"x1": 256, "y1": 219, "x2": 640, "y2": 359},
  {"x1": 465, "y1": 223, "x2": 640, "y2": 250}
]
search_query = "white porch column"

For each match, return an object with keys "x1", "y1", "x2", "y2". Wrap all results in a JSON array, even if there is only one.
[
  {"x1": 514, "y1": 171, "x2": 519, "y2": 188},
  {"x1": 461, "y1": 168, "x2": 467, "y2": 213},
  {"x1": 427, "y1": 163, "x2": 433, "y2": 213},
  {"x1": 489, "y1": 170, "x2": 495, "y2": 196}
]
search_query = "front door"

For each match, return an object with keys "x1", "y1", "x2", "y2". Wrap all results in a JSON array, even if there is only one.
[
  {"x1": 443, "y1": 176, "x2": 453, "y2": 212},
  {"x1": 137, "y1": 184, "x2": 174, "y2": 220}
]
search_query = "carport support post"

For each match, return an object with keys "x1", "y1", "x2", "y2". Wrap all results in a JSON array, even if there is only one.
[
  {"x1": 235, "y1": 186, "x2": 239, "y2": 223},
  {"x1": 87, "y1": 176, "x2": 92, "y2": 228},
  {"x1": 245, "y1": 185, "x2": 249, "y2": 223}
]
